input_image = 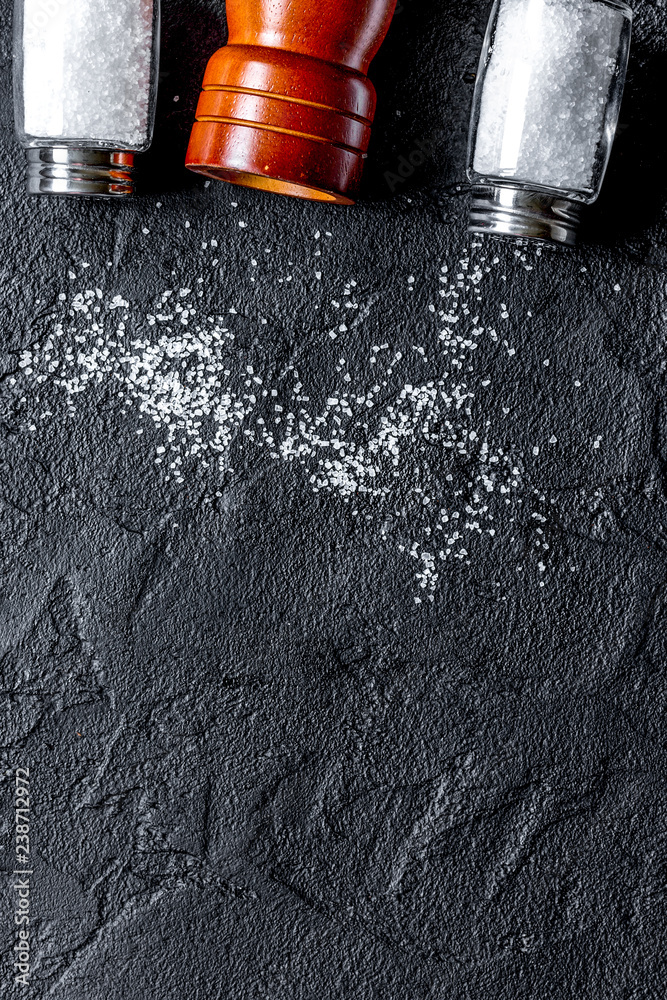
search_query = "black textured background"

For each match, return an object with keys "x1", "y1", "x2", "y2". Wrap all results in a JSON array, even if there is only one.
[{"x1": 2, "y1": 1, "x2": 667, "y2": 997}]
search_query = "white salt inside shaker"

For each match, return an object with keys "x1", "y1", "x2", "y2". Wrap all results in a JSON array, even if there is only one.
[
  {"x1": 467, "y1": 0, "x2": 632, "y2": 244},
  {"x1": 14, "y1": 0, "x2": 160, "y2": 197}
]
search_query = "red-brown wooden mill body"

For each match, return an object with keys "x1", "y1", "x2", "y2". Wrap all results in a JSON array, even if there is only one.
[{"x1": 185, "y1": 0, "x2": 397, "y2": 204}]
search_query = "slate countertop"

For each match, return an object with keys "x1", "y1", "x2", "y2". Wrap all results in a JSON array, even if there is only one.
[{"x1": 1, "y1": 1, "x2": 666, "y2": 997}]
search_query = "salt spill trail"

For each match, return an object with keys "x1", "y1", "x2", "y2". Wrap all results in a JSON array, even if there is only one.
[{"x1": 13, "y1": 233, "x2": 591, "y2": 603}]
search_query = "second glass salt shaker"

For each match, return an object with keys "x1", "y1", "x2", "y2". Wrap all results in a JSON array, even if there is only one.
[
  {"x1": 14, "y1": 0, "x2": 160, "y2": 197},
  {"x1": 467, "y1": 0, "x2": 632, "y2": 245}
]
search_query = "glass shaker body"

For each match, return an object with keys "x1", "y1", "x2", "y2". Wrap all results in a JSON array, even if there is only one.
[
  {"x1": 13, "y1": 0, "x2": 160, "y2": 196},
  {"x1": 467, "y1": 0, "x2": 632, "y2": 244}
]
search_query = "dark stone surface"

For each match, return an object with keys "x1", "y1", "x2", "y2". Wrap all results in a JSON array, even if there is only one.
[{"x1": 1, "y1": 1, "x2": 667, "y2": 997}]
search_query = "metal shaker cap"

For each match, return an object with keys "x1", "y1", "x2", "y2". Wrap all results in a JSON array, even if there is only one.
[{"x1": 26, "y1": 147, "x2": 135, "y2": 197}]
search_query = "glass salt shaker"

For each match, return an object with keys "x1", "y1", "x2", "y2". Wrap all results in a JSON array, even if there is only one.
[
  {"x1": 467, "y1": 0, "x2": 632, "y2": 245},
  {"x1": 13, "y1": 0, "x2": 160, "y2": 197}
]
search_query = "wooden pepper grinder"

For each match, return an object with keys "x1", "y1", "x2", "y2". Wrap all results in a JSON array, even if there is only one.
[{"x1": 185, "y1": 0, "x2": 397, "y2": 204}]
